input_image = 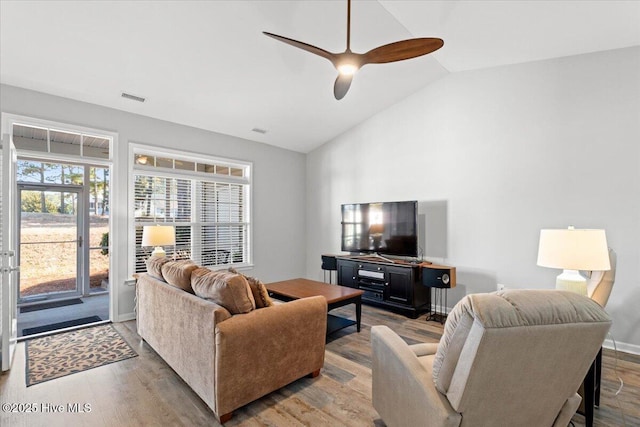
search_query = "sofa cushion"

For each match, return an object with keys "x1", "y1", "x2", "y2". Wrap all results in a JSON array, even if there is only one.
[
  {"x1": 191, "y1": 268, "x2": 256, "y2": 314},
  {"x1": 245, "y1": 275, "x2": 273, "y2": 308},
  {"x1": 145, "y1": 256, "x2": 171, "y2": 281},
  {"x1": 228, "y1": 268, "x2": 273, "y2": 308},
  {"x1": 161, "y1": 259, "x2": 199, "y2": 293}
]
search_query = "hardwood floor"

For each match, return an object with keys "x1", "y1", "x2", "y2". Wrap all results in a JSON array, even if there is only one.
[{"x1": 1, "y1": 304, "x2": 639, "y2": 426}]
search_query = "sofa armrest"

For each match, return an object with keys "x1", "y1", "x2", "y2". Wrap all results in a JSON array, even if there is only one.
[
  {"x1": 410, "y1": 342, "x2": 439, "y2": 357},
  {"x1": 214, "y1": 296, "x2": 327, "y2": 416},
  {"x1": 553, "y1": 393, "x2": 581, "y2": 427},
  {"x1": 371, "y1": 325, "x2": 461, "y2": 427}
]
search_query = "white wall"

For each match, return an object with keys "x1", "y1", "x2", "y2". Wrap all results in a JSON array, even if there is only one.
[
  {"x1": 1, "y1": 84, "x2": 307, "y2": 320},
  {"x1": 306, "y1": 46, "x2": 640, "y2": 350}
]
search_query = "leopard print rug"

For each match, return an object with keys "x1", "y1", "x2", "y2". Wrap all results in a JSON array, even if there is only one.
[{"x1": 25, "y1": 323, "x2": 138, "y2": 386}]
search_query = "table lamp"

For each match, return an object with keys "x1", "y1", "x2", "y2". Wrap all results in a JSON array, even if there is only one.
[
  {"x1": 536, "y1": 226, "x2": 610, "y2": 295},
  {"x1": 369, "y1": 223, "x2": 384, "y2": 249},
  {"x1": 141, "y1": 225, "x2": 175, "y2": 258}
]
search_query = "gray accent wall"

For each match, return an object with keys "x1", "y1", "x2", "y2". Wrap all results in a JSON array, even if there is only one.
[
  {"x1": 306, "y1": 47, "x2": 640, "y2": 350},
  {"x1": 1, "y1": 84, "x2": 307, "y2": 320}
]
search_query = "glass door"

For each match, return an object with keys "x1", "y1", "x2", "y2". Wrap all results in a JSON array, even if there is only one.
[
  {"x1": 1, "y1": 135, "x2": 18, "y2": 371},
  {"x1": 18, "y1": 185, "x2": 83, "y2": 302}
]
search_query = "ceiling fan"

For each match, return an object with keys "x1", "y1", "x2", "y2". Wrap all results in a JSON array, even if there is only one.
[{"x1": 263, "y1": 0, "x2": 443, "y2": 100}]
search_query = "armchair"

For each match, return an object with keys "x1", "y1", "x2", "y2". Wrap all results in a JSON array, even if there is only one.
[
  {"x1": 586, "y1": 247, "x2": 616, "y2": 308},
  {"x1": 371, "y1": 290, "x2": 611, "y2": 427}
]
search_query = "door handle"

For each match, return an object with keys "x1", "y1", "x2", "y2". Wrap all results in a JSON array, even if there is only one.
[
  {"x1": 78, "y1": 236, "x2": 83, "y2": 248},
  {"x1": 1, "y1": 266, "x2": 19, "y2": 273}
]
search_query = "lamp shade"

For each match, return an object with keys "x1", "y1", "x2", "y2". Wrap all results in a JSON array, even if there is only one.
[
  {"x1": 141, "y1": 225, "x2": 176, "y2": 247},
  {"x1": 369, "y1": 223, "x2": 384, "y2": 235},
  {"x1": 537, "y1": 228, "x2": 610, "y2": 271}
]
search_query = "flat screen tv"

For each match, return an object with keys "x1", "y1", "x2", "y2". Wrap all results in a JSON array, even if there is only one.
[{"x1": 341, "y1": 200, "x2": 418, "y2": 257}]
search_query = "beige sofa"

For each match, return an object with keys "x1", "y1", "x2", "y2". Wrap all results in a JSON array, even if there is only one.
[
  {"x1": 371, "y1": 290, "x2": 611, "y2": 427},
  {"x1": 136, "y1": 264, "x2": 327, "y2": 423}
]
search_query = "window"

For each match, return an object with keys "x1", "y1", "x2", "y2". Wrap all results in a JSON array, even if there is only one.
[
  {"x1": 12, "y1": 123, "x2": 110, "y2": 160},
  {"x1": 131, "y1": 146, "x2": 251, "y2": 273}
]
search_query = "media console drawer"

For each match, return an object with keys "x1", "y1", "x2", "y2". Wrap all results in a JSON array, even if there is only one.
[{"x1": 358, "y1": 269, "x2": 384, "y2": 280}]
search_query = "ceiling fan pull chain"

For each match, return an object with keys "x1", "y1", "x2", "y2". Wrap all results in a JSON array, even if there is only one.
[{"x1": 346, "y1": 0, "x2": 351, "y2": 51}]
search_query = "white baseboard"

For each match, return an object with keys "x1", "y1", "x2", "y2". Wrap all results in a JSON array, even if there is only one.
[
  {"x1": 115, "y1": 312, "x2": 136, "y2": 322},
  {"x1": 430, "y1": 304, "x2": 452, "y2": 314},
  {"x1": 603, "y1": 338, "x2": 640, "y2": 356}
]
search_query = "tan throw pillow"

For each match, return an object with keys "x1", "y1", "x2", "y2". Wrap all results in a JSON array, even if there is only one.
[
  {"x1": 244, "y1": 275, "x2": 273, "y2": 308},
  {"x1": 191, "y1": 268, "x2": 256, "y2": 314},
  {"x1": 227, "y1": 267, "x2": 273, "y2": 308},
  {"x1": 161, "y1": 260, "x2": 199, "y2": 293},
  {"x1": 145, "y1": 256, "x2": 171, "y2": 281}
]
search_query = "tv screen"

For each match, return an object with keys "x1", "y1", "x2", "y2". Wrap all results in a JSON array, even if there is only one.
[{"x1": 341, "y1": 201, "x2": 418, "y2": 257}]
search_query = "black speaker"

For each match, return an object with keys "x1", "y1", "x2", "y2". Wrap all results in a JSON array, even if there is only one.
[
  {"x1": 422, "y1": 265, "x2": 456, "y2": 289},
  {"x1": 321, "y1": 255, "x2": 337, "y2": 271}
]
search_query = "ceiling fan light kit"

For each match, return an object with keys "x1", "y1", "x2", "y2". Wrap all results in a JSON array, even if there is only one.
[
  {"x1": 264, "y1": 0, "x2": 443, "y2": 100},
  {"x1": 337, "y1": 62, "x2": 359, "y2": 76}
]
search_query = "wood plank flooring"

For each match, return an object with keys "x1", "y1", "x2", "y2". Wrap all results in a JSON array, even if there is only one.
[{"x1": 1, "y1": 304, "x2": 639, "y2": 426}]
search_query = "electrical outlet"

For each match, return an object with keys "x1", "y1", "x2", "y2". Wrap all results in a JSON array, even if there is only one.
[{"x1": 497, "y1": 283, "x2": 506, "y2": 291}]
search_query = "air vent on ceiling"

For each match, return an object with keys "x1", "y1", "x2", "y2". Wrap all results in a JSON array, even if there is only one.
[
  {"x1": 121, "y1": 92, "x2": 146, "y2": 103},
  {"x1": 252, "y1": 128, "x2": 267, "y2": 134}
]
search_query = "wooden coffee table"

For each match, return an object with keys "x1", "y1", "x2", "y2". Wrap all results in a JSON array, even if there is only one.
[{"x1": 265, "y1": 278, "x2": 364, "y2": 335}]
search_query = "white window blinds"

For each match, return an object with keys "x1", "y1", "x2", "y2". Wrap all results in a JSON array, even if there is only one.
[
  {"x1": 197, "y1": 181, "x2": 247, "y2": 266},
  {"x1": 132, "y1": 148, "x2": 250, "y2": 273}
]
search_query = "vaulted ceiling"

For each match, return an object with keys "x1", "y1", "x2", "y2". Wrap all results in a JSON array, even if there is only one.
[{"x1": 1, "y1": 1, "x2": 638, "y2": 153}]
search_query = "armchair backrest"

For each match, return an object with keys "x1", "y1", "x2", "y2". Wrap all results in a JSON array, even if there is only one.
[
  {"x1": 587, "y1": 248, "x2": 616, "y2": 308},
  {"x1": 432, "y1": 290, "x2": 611, "y2": 427}
]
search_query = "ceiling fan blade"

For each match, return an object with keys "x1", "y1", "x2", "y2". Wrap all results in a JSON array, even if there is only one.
[
  {"x1": 334, "y1": 74, "x2": 353, "y2": 100},
  {"x1": 263, "y1": 31, "x2": 335, "y2": 62},
  {"x1": 363, "y1": 38, "x2": 444, "y2": 64}
]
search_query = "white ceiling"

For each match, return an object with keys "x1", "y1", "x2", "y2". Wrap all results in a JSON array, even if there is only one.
[{"x1": 1, "y1": 1, "x2": 638, "y2": 153}]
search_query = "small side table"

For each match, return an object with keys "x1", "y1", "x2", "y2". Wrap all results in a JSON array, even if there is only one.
[
  {"x1": 422, "y1": 265, "x2": 456, "y2": 324},
  {"x1": 577, "y1": 348, "x2": 602, "y2": 427}
]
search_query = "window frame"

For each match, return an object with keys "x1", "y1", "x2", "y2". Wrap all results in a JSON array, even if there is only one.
[
  {"x1": 128, "y1": 143, "x2": 253, "y2": 275},
  {"x1": 2, "y1": 114, "x2": 113, "y2": 163}
]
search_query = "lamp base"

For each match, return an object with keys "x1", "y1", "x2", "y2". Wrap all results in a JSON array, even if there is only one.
[
  {"x1": 555, "y1": 269, "x2": 587, "y2": 296},
  {"x1": 151, "y1": 246, "x2": 166, "y2": 258}
]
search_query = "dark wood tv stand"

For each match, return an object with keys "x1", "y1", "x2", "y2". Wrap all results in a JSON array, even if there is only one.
[{"x1": 336, "y1": 256, "x2": 430, "y2": 318}]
